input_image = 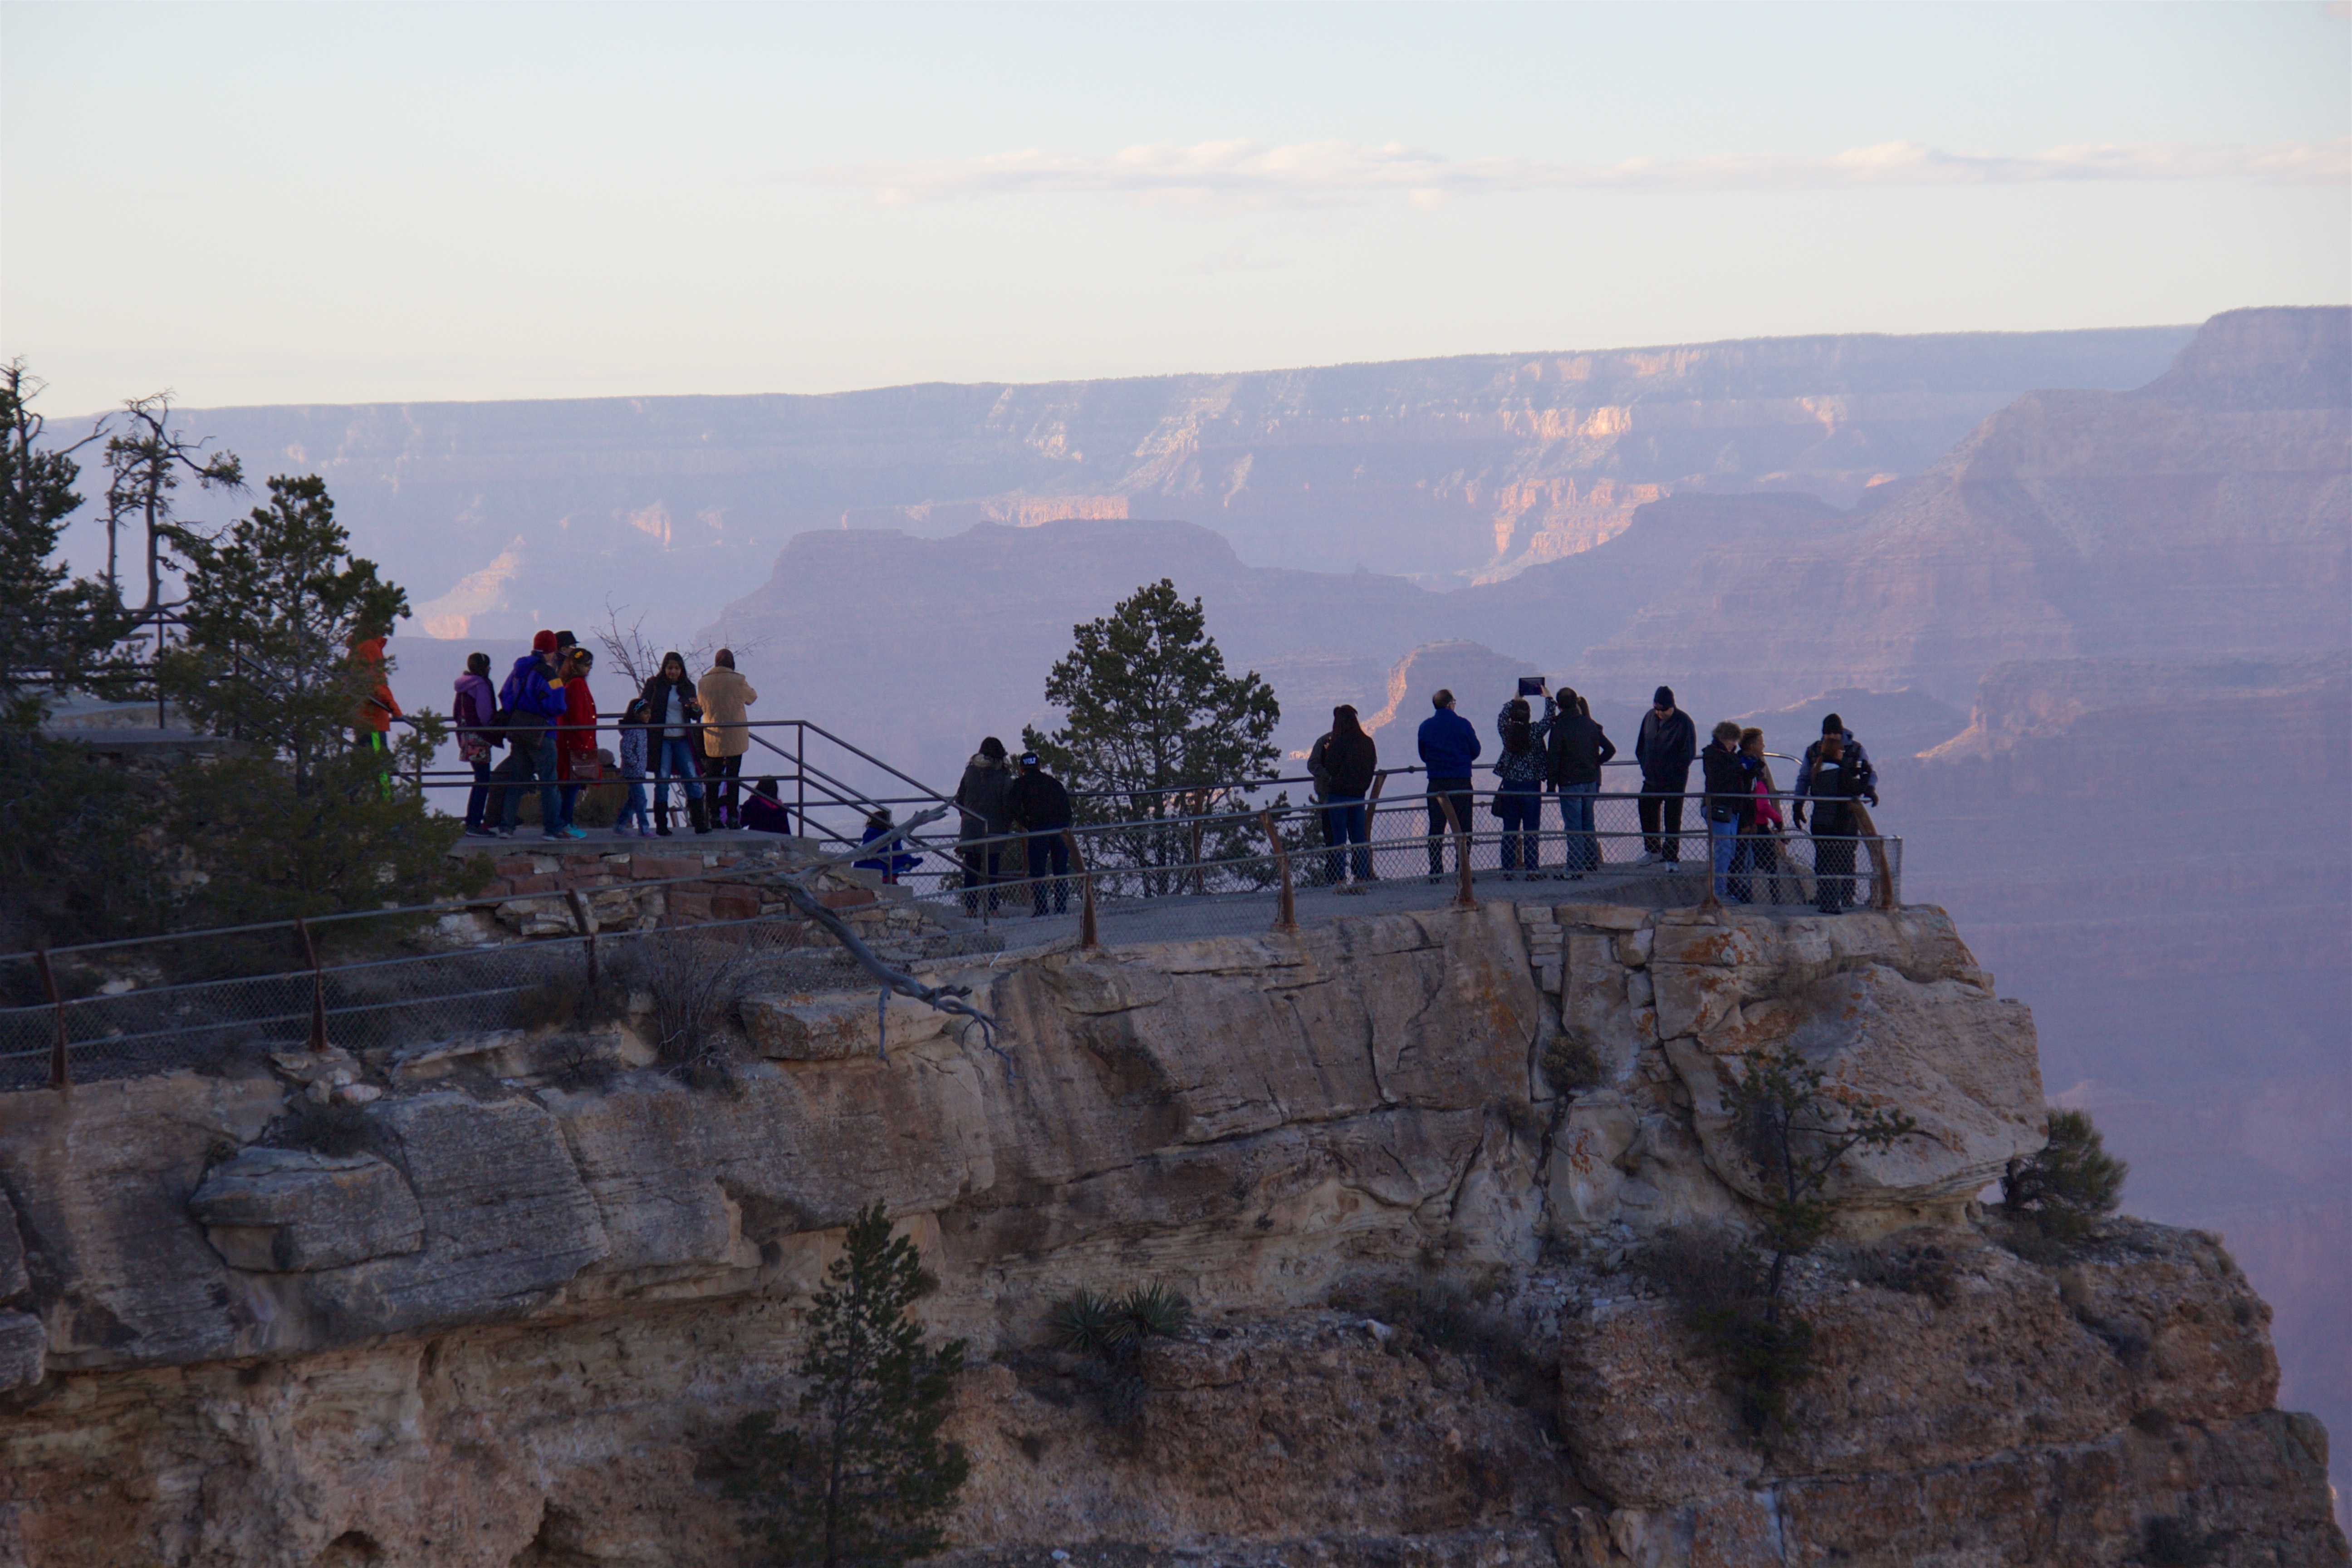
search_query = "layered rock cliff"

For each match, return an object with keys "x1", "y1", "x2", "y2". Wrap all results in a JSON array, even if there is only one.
[{"x1": 0, "y1": 900, "x2": 2338, "y2": 1567}]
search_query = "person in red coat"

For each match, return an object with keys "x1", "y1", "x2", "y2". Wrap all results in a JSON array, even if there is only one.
[{"x1": 553, "y1": 647, "x2": 598, "y2": 837}]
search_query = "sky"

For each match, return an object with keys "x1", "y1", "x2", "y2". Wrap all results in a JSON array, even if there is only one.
[{"x1": 3, "y1": 1, "x2": 2347, "y2": 415}]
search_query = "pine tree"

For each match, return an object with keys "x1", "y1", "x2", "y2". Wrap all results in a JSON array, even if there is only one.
[
  {"x1": 731, "y1": 1203, "x2": 970, "y2": 1568},
  {"x1": 0, "y1": 361, "x2": 129, "y2": 728},
  {"x1": 157, "y1": 475, "x2": 473, "y2": 925}
]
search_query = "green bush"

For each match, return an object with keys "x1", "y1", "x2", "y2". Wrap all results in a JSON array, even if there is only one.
[
  {"x1": 1539, "y1": 1034, "x2": 1604, "y2": 1096},
  {"x1": 2003, "y1": 1108, "x2": 2127, "y2": 1242},
  {"x1": 1046, "y1": 1282, "x2": 1191, "y2": 1359}
]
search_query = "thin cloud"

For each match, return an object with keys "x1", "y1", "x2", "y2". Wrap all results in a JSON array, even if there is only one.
[{"x1": 806, "y1": 137, "x2": 2352, "y2": 211}]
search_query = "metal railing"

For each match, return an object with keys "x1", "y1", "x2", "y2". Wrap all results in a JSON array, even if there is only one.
[{"x1": 0, "y1": 772, "x2": 1896, "y2": 1093}]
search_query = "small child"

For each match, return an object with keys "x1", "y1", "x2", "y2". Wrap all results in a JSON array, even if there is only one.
[{"x1": 615, "y1": 698, "x2": 654, "y2": 836}]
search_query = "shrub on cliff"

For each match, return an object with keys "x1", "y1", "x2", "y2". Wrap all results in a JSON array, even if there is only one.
[
  {"x1": 1703, "y1": 1045, "x2": 1922, "y2": 1436},
  {"x1": 730, "y1": 1203, "x2": 969, "y2": 1568},
  {"x1": 2002, "y1": 1107, "x2": 2127, "y2": 1244}
]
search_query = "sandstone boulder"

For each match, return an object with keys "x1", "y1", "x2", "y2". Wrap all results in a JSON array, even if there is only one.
[
  {"x1": 189, "y1": 1147, "x2": 424, "y2": 1272},
  {"x1": 738, "y1": 989, "x2": 951, "y2": 1060}
]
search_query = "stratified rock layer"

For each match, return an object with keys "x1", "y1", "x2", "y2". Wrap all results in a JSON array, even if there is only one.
[{"x1": 0, "y1": 902, "x2": 2338, "y2": 1567}]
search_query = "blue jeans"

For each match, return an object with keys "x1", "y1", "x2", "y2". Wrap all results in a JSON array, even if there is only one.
[
  {"x1": 1710, "y1": 818, "x2": 1742, "y2": 899},
  {"x1": 1495, "y1": 787, "x2": 1541, "y2": 871},
  {"x1": 1322, "y1": 798, "x2": 1371, "y2": 882},
  {"x1": 653, "y1": 736, "x2": 700, "y2": 813},
  {"x1": 463, "y1": 758, "x2": 492, "y2": 828},
  {"x1": 1554, "y1": 781, "x2": 1599, "y2": 872},
  {"x1": 500, "y1": 733, "x2": 562, "y2": 832},
  {"x1": 621, "y1": 781, "x2": 651, "y2": 831}
]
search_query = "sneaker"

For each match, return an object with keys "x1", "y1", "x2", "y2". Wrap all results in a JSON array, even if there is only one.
[
  {"x1": 1663, "y1": 862, "x2": 1679, "y2": 872},
  {"x1": 463, "y1": 826, "x2": 496, "y2": 838},
  {"x1": 562, "y1": 825, "x2": 588, "y2": 839},
  {"x1": 540, "y1": 832, "x2": 566, "y2": 842},
  {"x1": 1568, "y1": 872, "x2": 1586, "y2": 882},
  {"x1": 495, "y1": 826, "x2": 518, "y2": 838}
]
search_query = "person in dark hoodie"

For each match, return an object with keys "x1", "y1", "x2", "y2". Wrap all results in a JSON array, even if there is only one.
[
  {"x1": 496, "y1": 630, "x2": 570, "y2": 839},
  {"x1": 1492, "y1": 695, "x2": 1548, "y2": 878},
  {"x1": 1006, "y1": 751, "x2": 1074, "y2": 917},
  {"x1": 1307, "y1": 703, "x2": 1379, "y2": 888},
  {"x1": 452, "y1": 651, "x2": 499, "y2": 838},
  {"x1": 1700, "y1": 719, "x2": 1754, "y2": 902},
  {"x1": 1794, "y1": 730, "x2": 1866, "y2": 913},
  {"x1": 1634, "y1": 685, "x2": 1697, "y2": 868},
  {"x1": 954, "y1": 736, "x2": 1014, "y2": 915},
  {"x1": 639, "y1": 651, "x2": 707, "y2": 836},
  {"x1": 1544, "y1": 686, "x2": 1616, "y2": 878},
  {"x1": 1416, "y1": 688, "x2": 1481, "y2": 880},
  {"x1": 1794, "y1": 712, "x2": 1879, "y2": 811}
]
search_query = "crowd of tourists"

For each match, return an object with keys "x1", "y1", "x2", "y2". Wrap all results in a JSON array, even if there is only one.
[
  {"x1": 438, "y1": 630, "x2": 790, "y2": 844},
  {"x1": 1294, "y1": 681, "x2": 1881, "y2": 915},
  {"x1": 401, "y1": 628, "x2": 1883, "y2": 916}
]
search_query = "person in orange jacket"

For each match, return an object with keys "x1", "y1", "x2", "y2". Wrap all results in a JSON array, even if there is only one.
[{"x1": 350, "y1": 623, "x2": 402, "y2": 799}]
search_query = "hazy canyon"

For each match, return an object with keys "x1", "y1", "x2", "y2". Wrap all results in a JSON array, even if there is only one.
[{"x1": 86, "y1": 307, "x2": 2352, "y2": 1517}]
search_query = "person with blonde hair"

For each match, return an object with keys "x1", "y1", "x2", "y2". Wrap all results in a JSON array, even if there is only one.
[{"x1": 697, "y1": 648, "x2": 759, "y2": 829}]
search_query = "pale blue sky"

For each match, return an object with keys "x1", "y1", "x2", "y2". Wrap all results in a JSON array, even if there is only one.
[{"x1": 4, "y1": 1, "x2": 2346, "y2": 413}]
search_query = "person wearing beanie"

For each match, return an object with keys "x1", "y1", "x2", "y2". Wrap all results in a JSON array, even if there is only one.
[
  {"x1": 1006, "y1": 751, "x2": 1074, "y2": 917},
  {"x1": 1634, "y1": 685, "x2": 1697, "y2": 867},
  {"x1": 495, "y1": 629, "x2": 571, "y2": 838},
  {"x1": 1308, "y1": 703, "x2": 1380, "y2": 888},
  {"x1": 1794, "y1": 710, "x2": 1879, "y2": 811},
  {"x1": 1416, "y1": 688, "x2": 1481, "y2": 881},
  {"x1": 1700, "y1": 719, "x2": 1754, "y2": 902}
]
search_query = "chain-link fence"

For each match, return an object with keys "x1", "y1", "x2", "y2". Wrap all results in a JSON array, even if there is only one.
[{"x1": 0, "y1": 784, "x2": 1898, "y2": 1093}]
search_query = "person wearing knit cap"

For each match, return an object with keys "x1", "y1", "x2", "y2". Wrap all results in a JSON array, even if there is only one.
[
  {"x1": 494, "y1": 629, "x2": 571, "y2": 838},
  {"x1": 1634, "y1": 685, "x2": 1697, "y2": 867},
  {"x1": 1794, "y1": 710, "x2": 1879, "y2": 812}
]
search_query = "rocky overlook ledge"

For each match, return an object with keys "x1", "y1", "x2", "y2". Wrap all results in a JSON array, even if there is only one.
[{"x1": 0, "y1": 901, "x2": 2339, "y2": 1567}]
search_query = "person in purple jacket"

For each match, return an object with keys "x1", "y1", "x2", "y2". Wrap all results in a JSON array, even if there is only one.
[
  {"x1": 496, "y1": 630, "x2": 570, "y2": 840},
  {"x1": 452, "y1": 652, "x2": 499, "y2": 837}
]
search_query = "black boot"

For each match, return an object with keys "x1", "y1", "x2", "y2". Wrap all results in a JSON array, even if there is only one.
[
  {"x1": 689, "y1": 796, "x2": 712, "y2": 834},
  {"x1": 655, "y1": 802, "x2": 672, "y2": 837}
]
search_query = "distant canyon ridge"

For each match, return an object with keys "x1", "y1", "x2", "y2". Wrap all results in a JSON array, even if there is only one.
[{"x1": 101, "y1": 306, "x2": 2349, "y2": 1522}]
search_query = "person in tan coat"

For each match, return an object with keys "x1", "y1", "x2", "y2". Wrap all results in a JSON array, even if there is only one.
[{"x1": 697, "y1": 649, "x2": 759, "y2": 828}]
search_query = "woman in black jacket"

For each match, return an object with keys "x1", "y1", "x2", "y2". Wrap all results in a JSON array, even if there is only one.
[
  {"x1": 1308, "y1": 704, "x2": 1379, "y2": 888},
  {"x1": 639, "y1": 652, "x2": 707, "y2": 836}
]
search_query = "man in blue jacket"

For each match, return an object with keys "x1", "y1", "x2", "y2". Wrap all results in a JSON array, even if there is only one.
[
  {"x1": 1416, "y1": 688, "x2": 1481, "y2": 880},
  {"x1": 496, "y1": 629, "x2": 571, "y2": 839}
]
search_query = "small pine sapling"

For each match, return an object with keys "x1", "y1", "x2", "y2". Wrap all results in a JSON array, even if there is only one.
[
  {"x1": 731, "y1": 1203, "x2": 968, "y2": 1568},
  {"x1": 2002, "y1": 1107, "x2": 2127, "y2": 1243},
  {"x1": 1704, "y1": 1044, "x2": 1922, "y2": 1435}
]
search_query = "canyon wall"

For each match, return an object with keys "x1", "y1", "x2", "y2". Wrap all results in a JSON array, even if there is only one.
[{"x1": 0, "y1": 900, "x2": 2339, "y2": 1567}]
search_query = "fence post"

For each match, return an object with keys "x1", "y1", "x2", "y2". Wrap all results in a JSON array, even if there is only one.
[
  {"x1": 1850, "y1": 803, "x2": 1896, "y2": 911},
  {"x1": 295, "y1": 917, "x2": 329, "y2": 1054},
  {"x1": 1258, "y1": 810, "x2": 1298, "y2": 934},
  {"x1": 1436, "y1": 794, "x2": 1476, "y2": 910},
  {"x1": 568, "y1": 888, "x2": 599, "y2": 987},
  {"x1": 1063, "y1": 829, "x2": 1098, "y2": 951},
  {"x1": 34, "y1": 949, "x2": 69, "y2": 1092}
]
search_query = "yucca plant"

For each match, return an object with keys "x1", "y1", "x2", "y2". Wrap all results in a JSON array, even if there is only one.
[
  {"x1": 1115, "y1": 1283, "x2": 1191, "y2": 1342},
  {"x1": 1046, "y1": 1289, "x2": 1116, "y2": 1354}
]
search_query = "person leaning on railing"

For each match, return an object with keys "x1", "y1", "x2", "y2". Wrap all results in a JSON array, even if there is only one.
[{"x1": 1793, "y1": 730, "x2": 1867, "y2": 914}]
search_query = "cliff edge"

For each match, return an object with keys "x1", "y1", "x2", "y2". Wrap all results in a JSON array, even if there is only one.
[{"x1": 0, "y1": 901, "x2": 2339, "y2": 1567}]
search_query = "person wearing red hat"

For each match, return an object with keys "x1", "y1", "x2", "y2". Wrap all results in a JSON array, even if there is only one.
[{"x1": 495, "y1": 630, "x2": 570, "y2": 838}]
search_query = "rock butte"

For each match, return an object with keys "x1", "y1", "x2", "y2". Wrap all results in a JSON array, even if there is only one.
[{"x1": 0, "y1": 899, "x2": 2340, "y2": 1567}]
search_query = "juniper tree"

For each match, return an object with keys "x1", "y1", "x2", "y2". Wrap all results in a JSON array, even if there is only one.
[
  {"x1": 1697, "y1": 1044, "x2": 1922, "y2": 1434},
  {"x1": 732, "y1": 1203, "x2": 969, "y2": 1568},
  {"x1": 100, "y1": 390, "x2": 244, "y2": 616},
  {"x1": 0, "y1": 361, "x2": 129, "y2": 726},
  {"x1": 2002, "y1": 1107, "x2": 2127, "y2": 1242}
]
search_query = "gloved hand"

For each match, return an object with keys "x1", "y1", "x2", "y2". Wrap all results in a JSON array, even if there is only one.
[{"x1": 1865, "y1": 790, "x2": 1880, "y2": 808}]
